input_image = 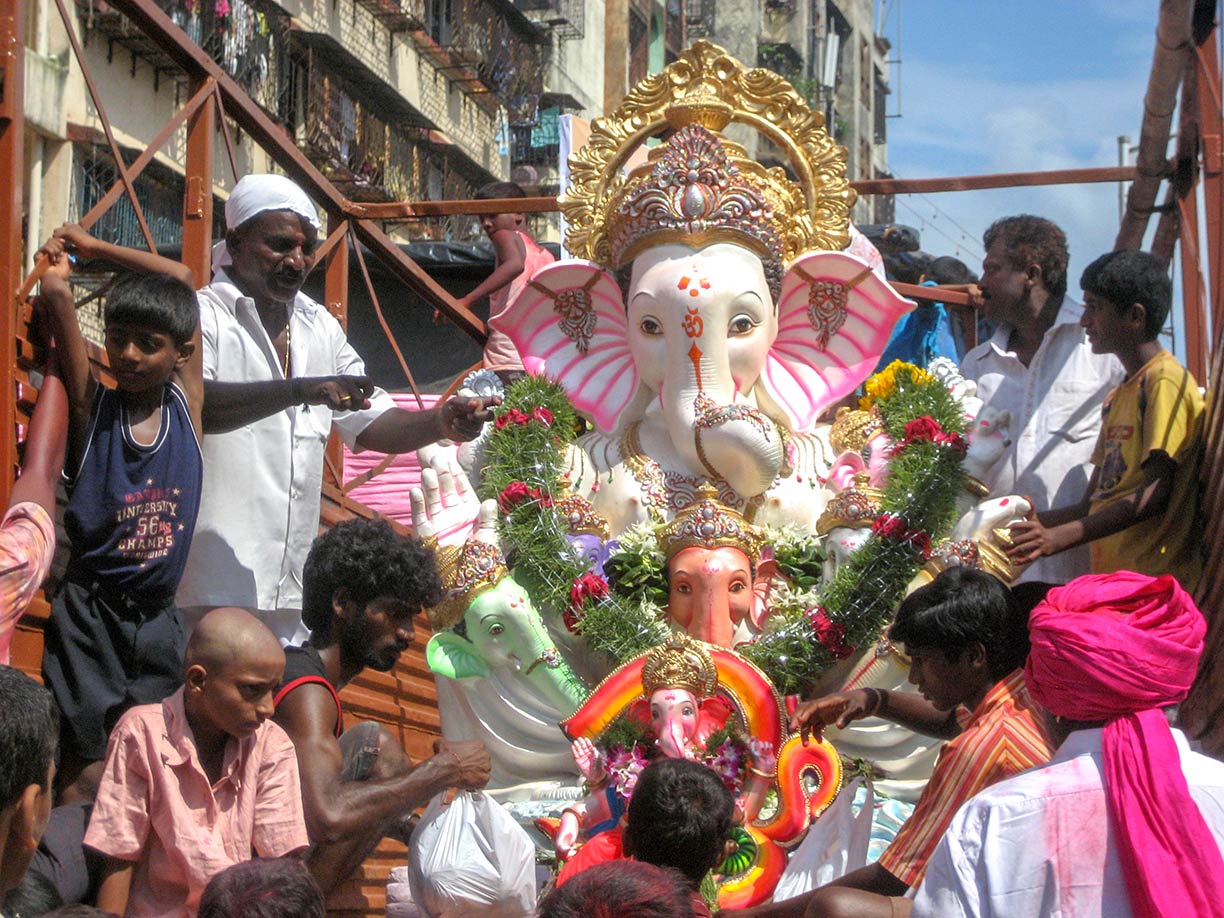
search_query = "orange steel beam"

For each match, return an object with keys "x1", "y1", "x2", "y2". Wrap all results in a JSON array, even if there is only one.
[
  {"x1": 0, "y1": 1, "x2": 24, "y2": 504},
  {"x1": 1179, "y1": 194, "x2": 1209, "y2": 381},
  {"x1": 52, "y1": 0, "x2": 159, "y2": 255},
  {"x1": 1194, "y1": 27, "x2": 1224, "y2": 344},
  {"x1": 181, "y1": 77, "x2": 215, "y2": 288},
  {"x1": 352, "y1": 167, "x2": 1142, "y2": 220},
  {"x1": 105, "y1": 0, "x2": 487, "y2": 344},
  {"x1": 14, "y1": 75, "x2": 218, "y2": 305},
  {"x1": 323, "y1": 215, "x2": 350, "y2": 489}
]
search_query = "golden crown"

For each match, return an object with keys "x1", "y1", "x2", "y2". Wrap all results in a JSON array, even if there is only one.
[
  {"x1": 641, "y1": 634, "x2": 719, "y2": 698},
  {"x1": 555, "y1": 492, "x2": 611, "y2": 540},
  {"x1": 816, "y1": 472, "x2": 886, "y2": 535},
  {"x1": 563, "y1": 41, "x2": 851, "y2": 273},
  {"x1": 829, "y1": 407, "x2": 885, "y2": 455},
  {"x1": 427, "y1": 538, "x2": 506, "y2": 631},
  {"x1": 656, "y1": 483, "x2": 765, "y2": 564}
]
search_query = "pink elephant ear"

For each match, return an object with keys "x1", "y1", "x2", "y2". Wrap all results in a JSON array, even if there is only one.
[
  {"x1": 492, "y1": 260, "x2": 638, "y2": 432},
  {"x1": 826, "y1": 450, "x2": 867, "y2": 493},
  {"x1": 762, "y1": 251, "x2": 915, "y2": 433}
]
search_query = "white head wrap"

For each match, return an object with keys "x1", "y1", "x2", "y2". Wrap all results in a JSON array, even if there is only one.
[{"x1": 213, "y1": 174, "x2": 322, "y2": 277}]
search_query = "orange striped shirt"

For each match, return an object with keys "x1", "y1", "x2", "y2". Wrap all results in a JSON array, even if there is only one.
[{"x1": 877, "y1": 669, "x2": 1055, "y2": 888}]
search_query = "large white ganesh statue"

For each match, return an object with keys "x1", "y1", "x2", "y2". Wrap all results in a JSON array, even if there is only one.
[{"x1": 495, "y1": 42, "x2": 914, "y2": 536}]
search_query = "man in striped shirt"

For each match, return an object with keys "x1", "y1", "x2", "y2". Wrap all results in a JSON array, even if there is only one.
[{"x1": 730, "y1": 568, "x2": 1054, "y2": 916}]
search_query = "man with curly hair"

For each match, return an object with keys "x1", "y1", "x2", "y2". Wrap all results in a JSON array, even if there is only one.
[
  {"x1": 271, "y1": 519, "x2": 491, "y2": 894},
  {"x1": 960, "y1": 215, "x2": 1123, "y2": 586}
]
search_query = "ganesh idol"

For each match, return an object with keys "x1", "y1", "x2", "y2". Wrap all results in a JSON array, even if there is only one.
[{"x1": 495, "y1": 41, "x2": 915, "y2": 536}]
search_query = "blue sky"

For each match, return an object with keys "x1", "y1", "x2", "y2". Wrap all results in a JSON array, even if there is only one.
[{"x1": 878, "y1": 0, "x2": 1160, "y2": 313}]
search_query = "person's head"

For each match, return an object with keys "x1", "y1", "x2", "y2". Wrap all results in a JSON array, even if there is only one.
[
  {"x1": 3, "y1": 865, "x2": 63, "y2": 916},
  {"x1": 538, "y1": 861, "x2": 696, "y2": 918},
  {"x1": 301, "y1": 519, "x2": 443, "y2": 672},
  {"x1": 979, "y1": 215, "x2": 1068, "y2": 320},
  {"x1": 222, "y1": 174, "x2": 322, "y2": 309},
  {"x1": 1026, "y1": 572, "x2": 1203, "y2": 740},
  {"x1": 624, "y1": 758, "x2": 735, "y2": 887},
  {"x1": 0, "y1": 666, "x2": 59, "y2": 897},
  {"x1": 103, "y1": 272, "x2": 197, "y2": 395},
  {"x1": 197, "y1": 857, "x2": 324, "y2": 918},
  {"x1": 39, "y1": 909, "x2": 120, "y2": 918},
  {"x1": 474, "y1": 180, "x2": 526, "y2": 237},
  {"x1": 1079, "y1": 249, "x2": 1171, "y2": 350},
  {"x1": 183, "y1": 609, "x2": 285, "y2": 743},
  {"x1": 889, "y1": 567, "x2": 1029, "y2": 711},
  {"x1": 927, "y1": 254, "x2": 978, "y2": 286}
]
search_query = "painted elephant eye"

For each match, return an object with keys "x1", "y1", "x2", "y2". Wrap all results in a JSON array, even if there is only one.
[
  {"x1": 730, "y1": 581, "x2": 747, "y2": 593},
  {"x1": 674, "y1": 582, "x2": 692, "y2": 594},
  {"x1": 728, "y1": 314, "x2": 757, "y2": 336},
  {"x1": 488, "y1": 622, "x2": 505, "y2": 636},
  {"x1": 639, "y1": 316, "x2": 663, "y2": 336}
]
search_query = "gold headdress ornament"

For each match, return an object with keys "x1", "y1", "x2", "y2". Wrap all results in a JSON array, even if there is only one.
[
  {"x1": 554, "y1": 492, "x2": 611, "y2": 540},
  {"x1": 829, "y1": 406, "x2": 885, "y2": 455},
  {"x1": 427, "y1": 538, "x2": 507, "y2": 631},
  {"x1": 563, "y1": 41, "x2": 852, "y2": 274},
  {"x1": 656, "y1": 483, "x2": 765, "y2": 565},
  {"x1": 816, "y1": 472, "x2": 886, "y2": 535},
  {"x1": 641, "y1": 634, "x2": 719, "y2": 698}
]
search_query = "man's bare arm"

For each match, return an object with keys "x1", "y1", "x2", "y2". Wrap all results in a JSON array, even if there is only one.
[
  {"x1": 95, "y1": 858, "x2": 135, "y2": 915},
  {"x1": 201, "y1": 376, "x2": 375, "y2": 433},
  {"x1": 354, "y1": 396, "x2": 499, "y2": 453},
  {"x1": 275, "y1": 684, "x2": 489, "y2": 845},
  {"x1": 8, "y1": 351, "x2": 68, "y2": 515}
]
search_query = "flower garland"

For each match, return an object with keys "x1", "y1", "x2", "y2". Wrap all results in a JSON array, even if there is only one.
[{"x1": 741, "y1": 361, "x2": 968, "y2": 696}]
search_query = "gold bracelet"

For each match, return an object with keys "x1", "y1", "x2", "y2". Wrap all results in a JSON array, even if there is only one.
[{"x1": 748, "y1": 765, "x2": 776, "y2": 780}]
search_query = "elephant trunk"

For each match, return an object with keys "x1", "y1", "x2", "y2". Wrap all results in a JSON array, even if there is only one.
[
  {"x1": 661, "y1": 334, "x2": 785, "y2": 499},
  {"x1": 521, "y1": 638, "x2": 588, "y2": 717}
]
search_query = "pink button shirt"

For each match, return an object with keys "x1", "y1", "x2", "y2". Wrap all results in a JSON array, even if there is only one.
[{"x1": 84, "y1": 688, "x2": 309, "y2": 918}]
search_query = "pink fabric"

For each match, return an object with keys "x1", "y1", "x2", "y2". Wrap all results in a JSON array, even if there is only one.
[
  {"x1": 0, "y1": 502, "x2": 56, "y2": 665},
  {"x1": 84, "y1": 689, "x2": 309, "y2": 918},
  {"x1": 341, "y1": 392, "x2": 440, "y2": 525},
  {"x1": 1025, "y1": 572, "x2": 1224, "y2": 918},
  {"x1": 485, "y1": 231, "x2": 556, "y2": 372}
]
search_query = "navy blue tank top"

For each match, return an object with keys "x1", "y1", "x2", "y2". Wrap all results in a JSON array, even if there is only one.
[{"x1": 64, "y1": 382, "x2": 203, "y2": 605}]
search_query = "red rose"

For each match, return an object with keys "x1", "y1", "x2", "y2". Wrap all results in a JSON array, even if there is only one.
[
  {"x1": 497, "y1": 481, "x2": 533, "y2": 512},
  {"x1": 532, "y1": 406, "x2": 555, "y2": 427},
  {"x1": 494, "y1": 408, "x2": 530, "y2": 430},
  {"x1": 807, "y1": 607, "x2": 854, "y2": 660},
  {"x1": 530, "y1": 487, "x2": 555, "y2": 509},
  {"x1": 563, "y1": 605, "x2": 582, "y2": 633},
  {"x1": 904, "y1": 528, "x2": 933, "y2": 560},
  {"x1": 903, "y1": 415, "x2": 942, "y2": 442},
  {"x1": 934, "y1": 430, "x2": 967, "y2": 456},
  {"x1": 569, "y1": 572, "x2": 610, "y2": 615},
  {"x1": 872, "y1": 514, "x2": 907, "y2": 540}
]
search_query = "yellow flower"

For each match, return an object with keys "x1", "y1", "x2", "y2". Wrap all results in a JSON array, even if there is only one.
[{"x1": 860, "y1": 360, "x2": 931, "y2": 410}]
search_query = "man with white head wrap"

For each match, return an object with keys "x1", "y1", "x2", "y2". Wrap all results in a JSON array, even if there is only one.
[{"x1": 179, "y1": 174, "x2": 496, "y2": 644}]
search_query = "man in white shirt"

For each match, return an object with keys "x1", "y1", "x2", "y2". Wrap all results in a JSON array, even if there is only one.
[
  {"x1": 960, "y1": 215, "x2": 1123, "y2": 585},
  {"x1": 178, "y1": 175, "x2": 496, "y2": 643},
  {"x1": 914, "y1": 572, "x2": 1224, "y2": 918}
]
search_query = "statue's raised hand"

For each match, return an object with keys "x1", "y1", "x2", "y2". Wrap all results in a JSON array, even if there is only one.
[{"x1": 410, "y1": 453, "x2": 481, "y2": 547}]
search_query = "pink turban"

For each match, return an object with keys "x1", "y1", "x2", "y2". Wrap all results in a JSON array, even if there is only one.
[{"x1": 1026, "y1": 572, "x2": 1222, "y2": 918}]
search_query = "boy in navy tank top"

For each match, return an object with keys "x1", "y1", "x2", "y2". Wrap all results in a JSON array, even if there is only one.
[{"x1": 36, "y1": 225, "x2": 204, "y2": 802}]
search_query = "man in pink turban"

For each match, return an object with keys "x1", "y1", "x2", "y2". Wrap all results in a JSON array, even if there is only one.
[{"x1": 914, "y1": 571, "x2": 1224, "y2": 918}]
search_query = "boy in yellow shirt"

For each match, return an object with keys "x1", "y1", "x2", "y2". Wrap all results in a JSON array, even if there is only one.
[{"x1": 1007, "y1": 249, "x2": 1203, "y2": 592}]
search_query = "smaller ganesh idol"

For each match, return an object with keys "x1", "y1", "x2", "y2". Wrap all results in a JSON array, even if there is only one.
[
  {"x1": 553, "y1": 634, "x2": 842, "y2": 908},
  {"x1": 556, "y1": 491, "x2": 617, "y2": 578},
  {"x1": 656, "y1": 484, "x2": 775, "y2": 648}
]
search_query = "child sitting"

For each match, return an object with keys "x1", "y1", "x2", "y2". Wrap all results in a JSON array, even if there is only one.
[
  {"x1": 443, "y1": 181, "x2": 555, "y2": 386},
  {"x1": 35, "y1": 225, "x2": 203, "y2": 801},
  {"x1": 623, "y1": 758, "x2": 736, "y2": 918},
  {"x1": 1007, "y1": 249, "x2": 1204, "y2": 593},
  {"x1": 85, "y1": 608, "x2": 308, "y2": 918}
]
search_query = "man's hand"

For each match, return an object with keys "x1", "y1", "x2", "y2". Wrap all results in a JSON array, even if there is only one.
[
  {"x1": 438, "y1": 394, "x2": 500, "y2": 442},
  {"x1": 295, "y1": 375, "x2": 375, "y2": 411},
  {"x1": 790, "y1": 689, "x2": 880, "y2": 744},
  {"x1": 1006, "y1": 518, "x2": 1072, "y2": 564},
  {"x1": 433, "y1": 739, "x2": 491, "y2": 791}
]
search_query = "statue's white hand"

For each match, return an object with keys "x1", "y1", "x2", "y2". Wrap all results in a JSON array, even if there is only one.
[
  {"x1": 571, "y1": 736, "x2": 606, "y2": 783},
  {"x1": 410, "y1": 453, "x2": 481, "y2": 546}
]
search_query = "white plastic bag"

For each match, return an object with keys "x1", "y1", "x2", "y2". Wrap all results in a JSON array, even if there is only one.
[
  {"x1": 772, "y1": 776, "x2": 874, "y2": 900},
  {"x1": 407, "y1": 790, "x2": 537, "y2": 918}
]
